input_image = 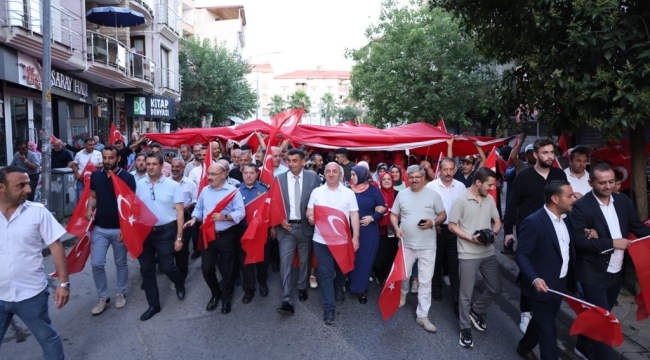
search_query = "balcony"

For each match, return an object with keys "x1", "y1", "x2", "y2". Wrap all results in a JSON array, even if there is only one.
[
  {"x1": 181, "y1": 20, "x2": 193, "y2": 37},
  {"x1": 1, "y1": 0, "x2": 84, "y2": 68},
  {"x1": 157, "y1": 67, "x2": 181, "y2": 98},
  {"x1": 129, "y1": 0, "x2": 153, "y2": 22},
  {"x1": 156, "y1": 2, "x2": 180, "y2": 41},
  {"x1": 85, "y1": 30, "x2": 155, "y2": 91}
]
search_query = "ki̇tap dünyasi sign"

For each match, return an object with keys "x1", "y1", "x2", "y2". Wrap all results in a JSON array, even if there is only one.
[{"x1": 128, "y1": 95, "x2": 175, "y2": 119}]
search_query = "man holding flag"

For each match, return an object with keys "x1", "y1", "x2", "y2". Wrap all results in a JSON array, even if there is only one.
[
  {"x1": 186, "y1": 163, "x2": 245, "y2": 314},
  {"x1": 306, "y1": 162, "x2": 360, "y2": 325},
  {"x1": 72, "y1": 138, "x2": 102, "y2": 201},
  {"x1": 86, "y1": 146, "x2": 135, "y2": 316}
]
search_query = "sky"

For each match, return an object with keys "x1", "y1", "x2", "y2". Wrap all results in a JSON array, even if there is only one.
[{"x1": 237, "y1": 0, "x2": 385, "y2": 75}]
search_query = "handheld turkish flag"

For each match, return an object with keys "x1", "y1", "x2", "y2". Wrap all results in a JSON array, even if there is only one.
[
  {"x1": 267, "y1": 179, "x2": 286, "y2": 227},
  {"x1": 314, "y1": 205, "x2": 355, "y2": 274},
  {"x1": 436, "y1": 119, "x2": 447, "y2": 133},
  {"x1": 432, "y1": 151, "x2": 443, "y2": 180},
  {"x1": 200, "y1": 189, "x2": 238, "y2": 249},
  {"x1": 260, "y1": 109, "x2": 305, "y2": 186},
  {"x1": 241, "y1": 193, "x2": 270, "y2": 264},
  {"x1": 558, "y1": 133, "x2": 568, "y2": 155},
  {"x1": 485, "y1": 146, "x2": 498, "y2": 203},
  {"x1": 197, "y1": 142, "x2": 214, "y2": 195},
  {"x1": 108, "y1": 122, "x2": 125, "y2": 145},
  {"x1": 111, "y1": 175, "x2": 158, "y2": 258},
  {"x1": 50, "y1": 135, "x2": 58, "y2": 144},
  {"x1": 378, "y1": 242, "x2": 407, "y2": 320},
  {"x1": 54, "y1": 216, "x2": 94, "y2": 277},
  {"x1": 81, "y1": 161, "x2": 96, "y2": 184},
  {"x1": 553, "y1": 158, "x2": 562, "y2": 169},
  {"x1": 66, "y1": 180, "x2": 92, "y2": 239},
  {"x1": 627, "y1": 235, "x2": 650, "y2": 320},
  {"x1": 393, "y1": 153, "x2": 410, "y2": 187},
  {"x1": 549, "y1": 289, "x2": 623, "y2": 347},
  {"x1": 259, "y1": 150, "x2": 275, "y2": 186}
]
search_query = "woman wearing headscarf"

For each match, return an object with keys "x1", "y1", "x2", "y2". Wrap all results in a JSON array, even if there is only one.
[
  {"x1": 372, "y1": 162, "x2": 388, "y2": 186},
  {"x1": 372, "y1": 172, "x2": 400, "y2": 285},
  {"x1": 389, "y1": 165, "x2": 407, "y2": 191},
  {"x1": 348, "y1": 165, "x2": 385, "y2": 303}
]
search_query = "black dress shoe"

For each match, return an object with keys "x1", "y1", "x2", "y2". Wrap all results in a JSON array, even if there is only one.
[
  {"x1": 516, "y1": 346, "x2": 539, "y2": 360},
  {"x1": 298, "y1": 289, "x2": 308, "y2": 302},
  {"x1": 140, "y1": 306, "x2": 161, "y2": 321},
  {"x1": 335, "y1": 291, "x2": 345, "y2": 303},
  {"x1": 206, "y1": 297, "x2": 219, "y2": 311},
  {"x1": 191, "y1": 251, "x2": 201, "y2": 260},
  {"x1": 259, "y1": 283, "x2": 269, "y2": 297},
  {"x1": 323, "y1": 310, "x2": 335, "y2": 325},
  {"x1": 242, "y1": 292, "x2": 254, "y2": 304},
  {"x1": 176, "y1": 285, "x2": 186, "y2": 301},
  {"x1": 221, "y1": 301, "x2": 232, "y2": 314},
  {"x1": 432, "y1": 288, "x2": 442, "y2": 302},
  {"x1": 358, "y1": 294, "x2": 368, "y2": 304},
  {"x1": 276, "y1": 302, "x2": 295, "y2": 315}
]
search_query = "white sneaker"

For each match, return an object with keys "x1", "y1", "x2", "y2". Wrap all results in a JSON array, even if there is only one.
[
  {"x1": 309, "y1": 275, "x2": 318, "y2": 289},
  {"x1": 91, "y1": 298, "x2": 110, "y2": 315},
  {"x1": 410, "y1": 279, "x2": 419, "y2": 294},
  {"x1": 519, "y1": 312, "x2": 532, "y2": 334},
  {"x1": 399, "y1": 293, "x2": 407, "y2": 307},
  {"x1": 416, "y1": 317, "x2": 437, "y2": 333},
  {"x1": 443, "y1": 275, "x2": 451, "y2": 287},
  {"x1": 115, "y1": 294, "x2": 126, "y2": 309}
]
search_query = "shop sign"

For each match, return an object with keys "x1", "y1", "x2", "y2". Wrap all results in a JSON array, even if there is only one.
[
  {"x1": 17, "y1": 52, "x2": 89, "y2": 97},
  {"x1": 125, "y1": 94, "x2": 176, "y2": 119}
]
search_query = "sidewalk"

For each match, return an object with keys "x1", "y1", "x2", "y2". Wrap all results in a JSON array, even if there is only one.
[{"x1": 493, "y1": 237, "x2": 650, "y2": 360}]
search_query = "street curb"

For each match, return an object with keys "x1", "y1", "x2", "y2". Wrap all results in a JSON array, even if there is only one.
[
  {"x1": 42, "y1": 233, "x2": 78, "y2": 257},
  {"x1": 494, "y1": 249, "x2": 650, "y2": 359}
]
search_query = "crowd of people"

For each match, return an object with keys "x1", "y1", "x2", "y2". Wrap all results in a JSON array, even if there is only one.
[{"x1": 2, "y1": 129, "x2": 649, "y2": 360}]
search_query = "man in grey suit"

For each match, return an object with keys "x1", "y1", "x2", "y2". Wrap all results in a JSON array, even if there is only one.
[{"x1": 272, "y1": 148, "x2": 321, "y2": 315}]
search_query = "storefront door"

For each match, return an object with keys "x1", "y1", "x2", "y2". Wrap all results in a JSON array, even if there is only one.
[{"x1": 10, "y1": 96, "x2": 41, "y2": 145}]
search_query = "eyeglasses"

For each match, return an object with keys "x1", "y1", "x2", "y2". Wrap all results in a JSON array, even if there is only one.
[
  {"x1": 207, "y1": 172, "x2": 224, "y2": 176},
  {"x1": 408, "y1": 175, "x2": 424, "y2": 180},
  {"x1": 150, "y1": 186, "x2": 155, "y2": 200}
]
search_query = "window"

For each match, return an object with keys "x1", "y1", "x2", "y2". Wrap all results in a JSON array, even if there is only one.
[{"x1": 161, "y1": 46, "x2": 170, "y2": 88}]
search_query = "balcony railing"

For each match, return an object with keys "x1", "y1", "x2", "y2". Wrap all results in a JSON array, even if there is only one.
[
  {"x1": 158, "y1": 67, "x2": 181, "y2": 94},
  {"x1": 86, "y1": 30, "x2": 155, "y2": 86},
  {"x1": 156, "y1": 2, "x2": 181, "y2": 36},
  {"x1": 4, "y1": 0, "x2": 84, "y2": 52}
]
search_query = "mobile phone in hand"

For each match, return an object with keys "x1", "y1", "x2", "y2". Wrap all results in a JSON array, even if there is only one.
[{"x1": 418, "y1": 219, "x2": 427, "y2": 226}]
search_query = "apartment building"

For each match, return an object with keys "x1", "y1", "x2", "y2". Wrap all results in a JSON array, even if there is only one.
[
  {"x1": 188, "y1": 2, "x2": 245, "y2": 53},
  {"x1": 0, "y1": 0, "x2": 182, "y2": 165},
  {"x1": 246, "y1": 62, "x2": 273, "y2": 121}
]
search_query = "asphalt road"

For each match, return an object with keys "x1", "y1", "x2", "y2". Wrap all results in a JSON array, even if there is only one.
[{"x1": 2, "y1": 247, "x2": 574, "y2": 360}]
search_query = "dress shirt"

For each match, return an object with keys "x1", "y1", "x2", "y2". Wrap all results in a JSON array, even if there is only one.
[
  {"x1": 427, "y1": 178, "x2": 466, "y2": 224},
  {"x1": 564, "y1": 168, "x2": 591, "y2": 196},
  {"x1": 184, "y1": 160, "x2": 201, "y2": 178},
  {"x1": 239, "y1": 181, "x2": 268, "y2": 205},
  {"x1": 543, "y1": 206, "x2": 570, "y2": 278},
  {"x1": 136, "y1": 176, "x2": 184, "y2": 225},
  {"x1": 0, "y1": 201, "x2": 67, "y2": 302},
  {"x1": 130, "y1": 170, "x2": 148, "y2": 181},
  {"x1": 307, "y1": 182, "x2": 359, "y2": 245},
  {"x1": 10, "y1": 150, "x2": 41, "y2": 175},
  {"x1": 595, "y1": 194, "x2": 624, "y2": 273},
  {"x1": 188, "y1": 164, "x2": 204, "y2": 186},
  {"x1": 175, "y1": 176, "x2": 198, "y2": 207},
  {"x1": 287, "y1": 170, "x2": 304, "y2": 220},
  {"x1": 274, "y1": 164, "x2": 288, "y2": 178},
  {"x1": 74, "y1": 149, "x2": 102, "y2": 174},
  {"x1": 192, "y1": 183, "x2": 245, "y2": 232}
]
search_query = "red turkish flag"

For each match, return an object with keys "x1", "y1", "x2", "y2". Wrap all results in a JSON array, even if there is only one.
[
  {"x1": 553, "y1": 158, "x2": 562, "y2": 169},
  {"x1": 267, "y1": 179, "x2": 286, "y2": 227},
  {"x1": 378, "y1": 243, "x2": 407, "y2": 320},
  {"x1": 198, "y1": 143, "x2": 214, "y2": 196},
  {"x1": 108, "y1": 122, "x2": 125, "y2": 145},
  {"x1": 558, "y1": 133, "x2": 568, "y2": 155},
  {"x1": 560, "y1": 292, "x2": 623, "y2": 347},
  {"x1": 241, "y1": 193, "x2": 270, "y2": 264},
  {"x1": 432, "y1": 151, "x2": 443, "y2": 180},
  {"x1": 436, "y1": 119, "x2": 447, "y2": 133},
  {"x1": 314, "y1": 205, "x2": 355, "y2": 274},
  {"x1": 259, "y1": 109, "x2": 305, "y2": 185},
  {"x1": 627, "y1": 235, "x2": 650, "y2": 320},
  {"x1": 111, "y1": 175, "x2": 158, "y2": 258},
  {"x1": 590, "y1": 146, "x2": 631, "y2": 191},
  {"x1": 50, "y1": 135, "x2": 58, "y2": 144},
  {"x1": 52, "y1": 232, "x2": 91, "y2": 277},
  {"x1": 259, "y1": 151, "x2": 275, "y2": 186},
  {"x1": 485, "y1": 146, "x2": 498, "y2": 203},
  {"x1": 393, "y1": 153, "x2": 410, "y2": 187},
  {"x1": 81, "y1": 161, "x2": 96, "y2": 184},
  {"x1": 200, "y1": 189, "x2": 238, "y2": 249},
  {"x1": 66, "y1": 182, "x2": 92, "y2": 239}
]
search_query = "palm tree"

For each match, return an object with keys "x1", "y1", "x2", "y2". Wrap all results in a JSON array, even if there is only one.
[
  {"x1": 288, "y1": 90, "x2": 311, "y2": 113},
  {"x1": 320, "y1": 92, "x2": 338, "y2": 125},
  {"x1": 268, "y1": 95, "x2": 286, "y2": 116}
]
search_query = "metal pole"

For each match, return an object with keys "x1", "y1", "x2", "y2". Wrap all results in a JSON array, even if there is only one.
[{"x1": 40, "y1": 0, "x2": 53, "y2": 210}]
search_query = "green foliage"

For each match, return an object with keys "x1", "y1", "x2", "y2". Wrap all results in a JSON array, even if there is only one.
[
  {"x1": 268, "y1": 95, "x2": 286, "y2": 116},
  {"x1": 345, "y1": 0, "x2": 498, "y2": 128},
  {"x1": 338, "y1": 105, "x2": 364, "y2": 123},
  {"x1": 288, "y1": 90, "x2": 311, "y2": 113},
  {"x1": 320, "y1": 93, "x2": 339, "y2": 122},
  {"x1": 176, "y1": 37, "x2": 257, "y2": 127},
  {"x1": 432, "y1": 0, "x2": 650, "y2": 139}
]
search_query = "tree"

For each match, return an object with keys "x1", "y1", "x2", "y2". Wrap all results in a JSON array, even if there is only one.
[
  {"x1": 288, "y1": 90, "x2": 311, "y2": 113},
  {"x1": 267, "y1": 95, "x2": 286, "y2": 117},
  {"x1": 338, "y1": 105, "x2": 364, "y2": 124},
  {"x1": 320, "y1": 93, "x2": 339, "y2": 125},
  {"x1": 345, "y1": 0, "x2": 498, "y2": 128},
  {"x1": 432, "y1": 0, "x2": 650, "y2": 218},
  {"x1": 176, "y1": 37, "x2": 257, "y2": 128}
]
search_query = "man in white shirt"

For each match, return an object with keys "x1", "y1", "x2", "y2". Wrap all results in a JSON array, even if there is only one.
[
  {"x1": 170, "y1": 158, "x2": 197, "y2": 280},
  {"x1": 188, "y1": 146, "x2": 209, "y2": 187},
  {"x1": 0, "y1": 167, "x2": 70, "y2": 359},
  {"x1": 564, "y1": 145, "x2": 591, "y2": 198},
  {"x1": 307, "y1": 162, "x2": 359, "y2": 325},
  {"x1": 271, "y1": 146, "x2": 288, "y2": 177},
  {"x1": 130, "y1": 152, "x2": 148, "y2": 181},
  {"x1": 72, "y1": 137, "x2": 102, "y2": 200},
  {"x1": 184, "y1": 143, "x2": 203, "y2": 178},
  {"x1": 426, "y1": 157, "x2": 467, "y2": 312}
]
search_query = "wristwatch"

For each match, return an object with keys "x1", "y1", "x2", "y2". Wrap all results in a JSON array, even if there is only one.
[
  {"x1": 59, "y1": 282, "x2": 71, "y2": 290},
  {"x1": 175, "y1": 238, "x2": 183, "y2": 242}
]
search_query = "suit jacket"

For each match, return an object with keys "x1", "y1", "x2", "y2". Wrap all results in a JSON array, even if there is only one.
[
  {"x1": 276, "y1": 169, "x2": 321, "y2": 238},
  {"x1": 516, "y1": 207, "x2": 576, "y2": 302},
  {"x1": 569, "y1": 192, "x2": 650, "y2": 286}
]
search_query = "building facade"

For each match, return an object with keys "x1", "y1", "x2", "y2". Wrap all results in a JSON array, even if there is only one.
[{"x1": 189, "y1": 3, "x2": 246, "y2": 52}]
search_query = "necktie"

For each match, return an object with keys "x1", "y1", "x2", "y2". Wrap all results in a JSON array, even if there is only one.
[{"x1": 294, "y1": 175, "x2": 301, "y2": 219}]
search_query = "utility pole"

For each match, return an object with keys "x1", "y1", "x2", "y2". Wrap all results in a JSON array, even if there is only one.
[{"x1": 40, "y1": 0, "x2": 53, "y2": 210}]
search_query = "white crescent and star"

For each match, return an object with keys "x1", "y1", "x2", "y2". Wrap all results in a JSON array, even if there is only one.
[
  {"x1": 326, "y1": 215, "x2": 348, "y2": 243},
  {"x1": 263, "y1": 155, "x2": 272, "y2": 172},
  {"x1": 117, "y1": 195, "x2": 131, "y2": 221},
  {"x1": 614, "y1": 166, "x2": 629, "y2": 182}
]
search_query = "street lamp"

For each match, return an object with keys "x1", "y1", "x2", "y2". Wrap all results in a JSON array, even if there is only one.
[{"x1": 254, "y1": 51, "x2": 282, "y2": 120}]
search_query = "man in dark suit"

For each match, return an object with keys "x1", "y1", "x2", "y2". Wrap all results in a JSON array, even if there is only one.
[
  {"x1": 272, "y1": 148, "x2": 321, "y2": 315},
  {"x1": 569, "y1": 162, "x2": 650, "y2": 360},
  {"x1": 516, "y1": 180, "x2": 576, "y2": 360}
]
